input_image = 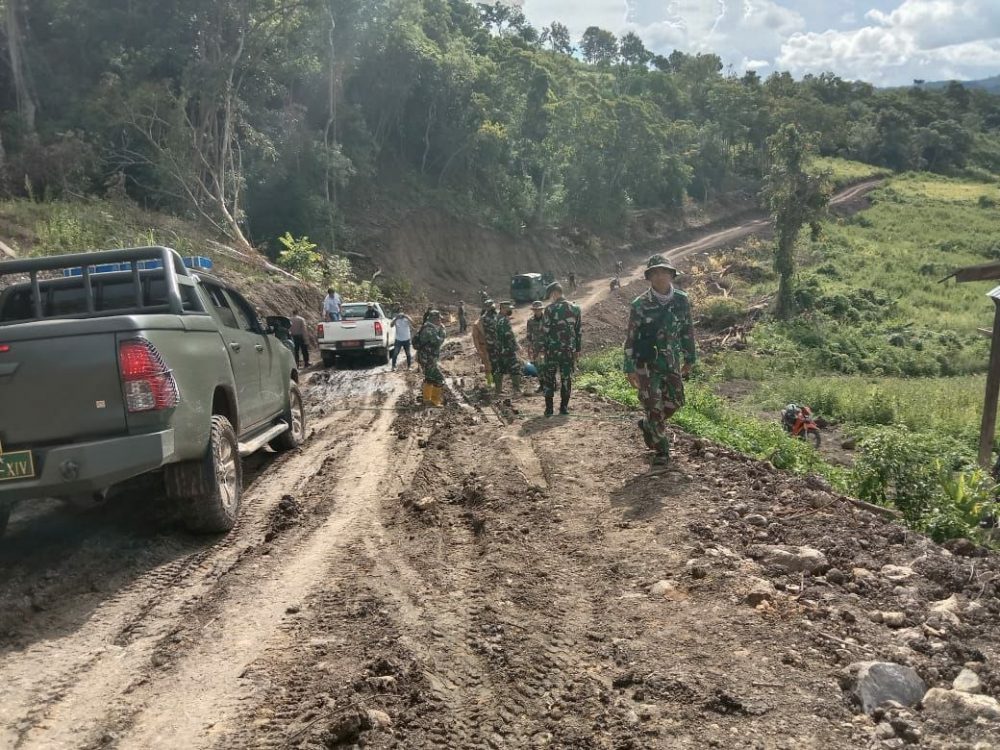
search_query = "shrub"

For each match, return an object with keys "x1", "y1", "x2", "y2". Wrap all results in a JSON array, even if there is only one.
[
  {"x1": 923, "y1": 463, "x2": 997, "y2": 543},
  {"x1": 276, "y1": 233, "x2": 324, "y2": 281},
  {"x1": 849, "y1": 426, "x2": 971, "y2": 523},
  {"x1": 700, "y1": 298, "x2": 746, "y2": 331}
]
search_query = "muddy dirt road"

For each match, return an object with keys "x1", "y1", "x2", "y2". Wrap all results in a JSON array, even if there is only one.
[
  {"x1": 0, "y1": 369, "x2": 422, "y2": 748},
  {"x1": 3, "y1": 176, "x2": 999, "y2": 748}
]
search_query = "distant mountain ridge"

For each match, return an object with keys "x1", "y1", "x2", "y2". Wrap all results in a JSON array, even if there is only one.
[{"x1": 913, "y1": 75, "x2": 1000, "y2": 93}]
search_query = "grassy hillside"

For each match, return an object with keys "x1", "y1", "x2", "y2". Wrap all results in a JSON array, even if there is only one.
[
  {"x1": 0, "y1": 198, "x2": 325, "y2": 319},
  {"x1": 580, "y1": 167, "x2": 1000, "y2": 545}
]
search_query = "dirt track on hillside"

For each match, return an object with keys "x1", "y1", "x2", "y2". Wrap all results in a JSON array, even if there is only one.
[{"x1": 3, "y1": 177, "x2": 1000, "y2": 748}]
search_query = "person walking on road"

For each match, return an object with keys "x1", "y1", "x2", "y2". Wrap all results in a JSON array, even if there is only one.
[
  {"x1": 568, "y1": 272, "x2": 577, "y2": 292},
  {"x1": 492, "y1": 301, "x2": 522, "y2": 395},
  {"x1": 481, "y1": 300, "x2": 500, "y2": 387},
  {"x1": 322, "y1": 288, "x2": 342, "y2": 321},
  {"x1": 458, "y1": 301, "x2": 468, "y2": 333},
  {"x1": 289, "y1": 309, "x2": 310, "y2": 368},
  {"x1": 624, "y1": 254, "x2": 696, "y2": 466},
  {"x1": 526, "y1": 301, "x2": 546, "y2": 393},
  {"x1": 390, "y1": 309, "x2": 414, "y2": 370},
  {"x1": 472, "y1": 300, "x2": 496, "y2": 387},
  {"x1": 541, "y1": 282, "x2": 581, "y2": 417},
  {"x1": 414, "y1": 310, "x2": 446, "y2": 407}
]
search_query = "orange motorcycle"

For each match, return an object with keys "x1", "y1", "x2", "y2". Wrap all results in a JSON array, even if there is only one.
[{"x1": 781, "y1": 404, "x2": 821, "y2": 449}]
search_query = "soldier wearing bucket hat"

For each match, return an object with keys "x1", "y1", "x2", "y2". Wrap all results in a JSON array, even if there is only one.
[
  {"x1": 624, "y1": 254, "x2": 696, "y2": 465},
  {"x1": 643, "y1": 254, "x2": 681, "y2": 279},
  {"x1": 540, "y1": 282, "x2": 582, "y2": 416},
  {"x1": 414, "y1": 310, "x2": 446, "y2": 407},
  {"x1": 492, "y1": 301, "x2": 522, "y2": 395}
]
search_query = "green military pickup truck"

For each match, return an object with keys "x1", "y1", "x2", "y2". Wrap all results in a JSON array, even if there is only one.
[{"x1": 0, "y1": 246, "x2": 306, "y2": 537}]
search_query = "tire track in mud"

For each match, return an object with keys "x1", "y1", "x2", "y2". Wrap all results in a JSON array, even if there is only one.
[
  {"x1": 372, "y1": 412, "x2": 635, "y2": 749},
  {"x1": 1, "y1": 371, "x2": 395, "y2": 750},
  {"x1": 224, "y1": 399, "x2": 640, "y2": 749}
]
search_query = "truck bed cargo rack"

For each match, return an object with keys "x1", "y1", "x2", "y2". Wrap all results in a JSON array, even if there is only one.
[{"x1": 0, "y1": 246, "x2": 196, "y2": 321}]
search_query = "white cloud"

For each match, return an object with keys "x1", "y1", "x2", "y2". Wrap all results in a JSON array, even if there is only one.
[
  {"x1": 778, "y1": 0, "x2": 1000, "y2": 84},
  {"x1": 523, "y1": 0, "x2": 1000, "y2": 84}
]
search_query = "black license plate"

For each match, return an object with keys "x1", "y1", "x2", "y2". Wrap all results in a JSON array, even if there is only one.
[{"x1": 0, "y1": 450, "x2": 35, "y2": 482}]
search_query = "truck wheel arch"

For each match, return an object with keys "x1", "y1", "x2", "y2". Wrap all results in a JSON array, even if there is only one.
[{"x1": 212, "y1": 386, "x2": 238, "y2": 428}]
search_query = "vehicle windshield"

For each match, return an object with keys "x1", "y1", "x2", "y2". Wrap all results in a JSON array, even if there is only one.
[
  {"x1": 341, "y1": 303, "x2": 376, "y2": 320},
  {"x1": 511, "y1": 276, "x2": 537, "y2": 289}
]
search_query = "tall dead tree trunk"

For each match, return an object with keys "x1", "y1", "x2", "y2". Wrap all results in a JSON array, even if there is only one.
[
  {"x1": 323, "y1": 5, "x2": 337, "y2": 251},
  {"x1": 4, "y1": 0, "x2": 38, "y2": 134}
]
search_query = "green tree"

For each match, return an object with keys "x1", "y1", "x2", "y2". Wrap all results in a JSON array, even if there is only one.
[
  {"x1": 761, "y1": 124, "x2": 831, "y2": 319},
  {"x1": 540, "y1": 21, "x2": 572, "y2": 55},
  {"x1": 579, "y1": 26, "x2": 617, "y2": 66},
  {"x1": 619, "y1": 32, "x2": 651, "y2": 67}
]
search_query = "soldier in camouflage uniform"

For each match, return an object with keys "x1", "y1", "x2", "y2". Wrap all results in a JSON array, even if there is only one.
[
  {"x1": 526, "y1": 300, "x2": 546, "y2": 393},
  {"x1": 414, "y1": 310, "x2": 447, "y2": 407},
  {"x1": 482, "y1": 300, "x2": 500, "y2": 379},
  {"x1": 526, "y1": 301, "x2": 545, "y2": 362},
  {"x1": 492, "y1": 301, "x2": 522, "y2": 394},
  {"x1": 541, "y1": 282, "x2": 582, "y2": 416},
  {"x1": 624, "y1": 255, "x2": 696, "y2": 464},
  {"x1": 472, "y1": 300, "x2": 496, "y2": 386}
]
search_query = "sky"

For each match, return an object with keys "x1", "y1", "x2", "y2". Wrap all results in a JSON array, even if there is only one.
[{"x1": 520, "y1": 0, "x2": 1000, "y2": 86}]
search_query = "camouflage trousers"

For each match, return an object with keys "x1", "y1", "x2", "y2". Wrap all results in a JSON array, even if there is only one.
[
  {"x1": 636, "y1": 369, "x2": 685, "y2": 456},
  {"x1": 542, "y1": 358, "x2": 573, "y2": 403},
  {"x1": 418, "y1": 351, "x2": 444, "y2": 386},
  {"x1": 493, "y1": 353, "x2": 521, "y2": 393}
]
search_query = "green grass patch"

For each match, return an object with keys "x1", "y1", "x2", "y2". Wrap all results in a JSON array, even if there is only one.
[
  {"x1": 703, "y1": 170, "x2": 1000, "y2": 545},
  {"x1": 811, "y1": 156, "x2": 890, "y2": 188},
  {"x1": 577, "y1": 350, "x2": 845, "y2": 486},
  {"x1": 746, "y1": 374, "x2": 984, "y2": 446}
]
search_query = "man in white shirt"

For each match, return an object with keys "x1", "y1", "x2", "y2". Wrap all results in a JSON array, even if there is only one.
[
  {"x1": 390, "y1": 310, "x2": 414, "y2": 370},
  {"x1": 322, "y1": 288, "x2": 342, "y2": 321}
]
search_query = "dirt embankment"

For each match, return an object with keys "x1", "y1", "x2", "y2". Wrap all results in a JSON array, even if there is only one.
[{"x1": 350, "y1": 192, "x2": 758, "y2": 304}]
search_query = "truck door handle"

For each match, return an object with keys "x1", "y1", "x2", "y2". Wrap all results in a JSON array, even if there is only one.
[
  {"x1": 255, "y1": 344, "x2": 264, "y2": 352},
  {"x1": 229, "y1": 342, "x2": 242, "y2": 352}
]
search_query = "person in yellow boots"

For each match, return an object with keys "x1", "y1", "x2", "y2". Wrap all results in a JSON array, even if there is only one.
[{"x1": 414, "y1": 309, "x2": 447, "y2": 407}]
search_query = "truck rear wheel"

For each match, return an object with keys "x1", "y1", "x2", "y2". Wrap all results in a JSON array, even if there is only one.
[
  {"x1": 166, "y1": 415, "x2": 243, "y2": 534},
  {"x1": 270, "y1": 382, "x2": 306, "y2": 451},
  {"x1": 321, "y1": 351, "x2": 336, "y2": 368}
]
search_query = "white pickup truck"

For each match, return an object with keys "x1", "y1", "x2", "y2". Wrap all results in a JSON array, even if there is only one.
[{"x1": 317, "y1": 302, "x2": 396, "y2": 367}]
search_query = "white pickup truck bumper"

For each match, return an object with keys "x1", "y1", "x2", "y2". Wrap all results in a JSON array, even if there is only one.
[{"x1": 319, "y1": 340, "x2": 384, "y2": 352}]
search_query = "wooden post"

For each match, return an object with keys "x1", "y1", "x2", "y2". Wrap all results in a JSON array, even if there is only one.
[{"x1": 978, "y1": 299, "x2": 1000, "y2": 468}]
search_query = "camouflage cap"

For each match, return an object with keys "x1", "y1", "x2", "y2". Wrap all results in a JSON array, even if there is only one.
[
  {"x1": 545, "y1": 281, "x2": 563, "y2": 298},
  {"x1": 644, "y1": 254, "x2": 680, "y2": 279},
  {"x1": 483, "y1": 299, "x2": 496, "y2": 309},
  {"x1": 499, "y1": 300, "x2": 514, "y2": 309},
  {"x1": 531, "y1": 301, "x2": 544, "y2": 309},
  {"x1": 428, "y1": 309, "x2": 442, "y2": 321}
]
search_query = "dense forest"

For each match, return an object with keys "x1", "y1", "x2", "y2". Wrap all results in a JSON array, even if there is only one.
[{"x1": 2, "y1": 0, "x2": 1000, "y2": 256}]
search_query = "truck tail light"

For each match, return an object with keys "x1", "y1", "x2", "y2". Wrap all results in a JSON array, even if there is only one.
[
  {"x1": 118, "y1": 338, "x2": 179, "y2": 412},
  {"x1": 374, "y1": 321, "x2": 383, "y2": 336},
  {"x1": 316, "y1": 323, "x2": 325, "y2": 337}
]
